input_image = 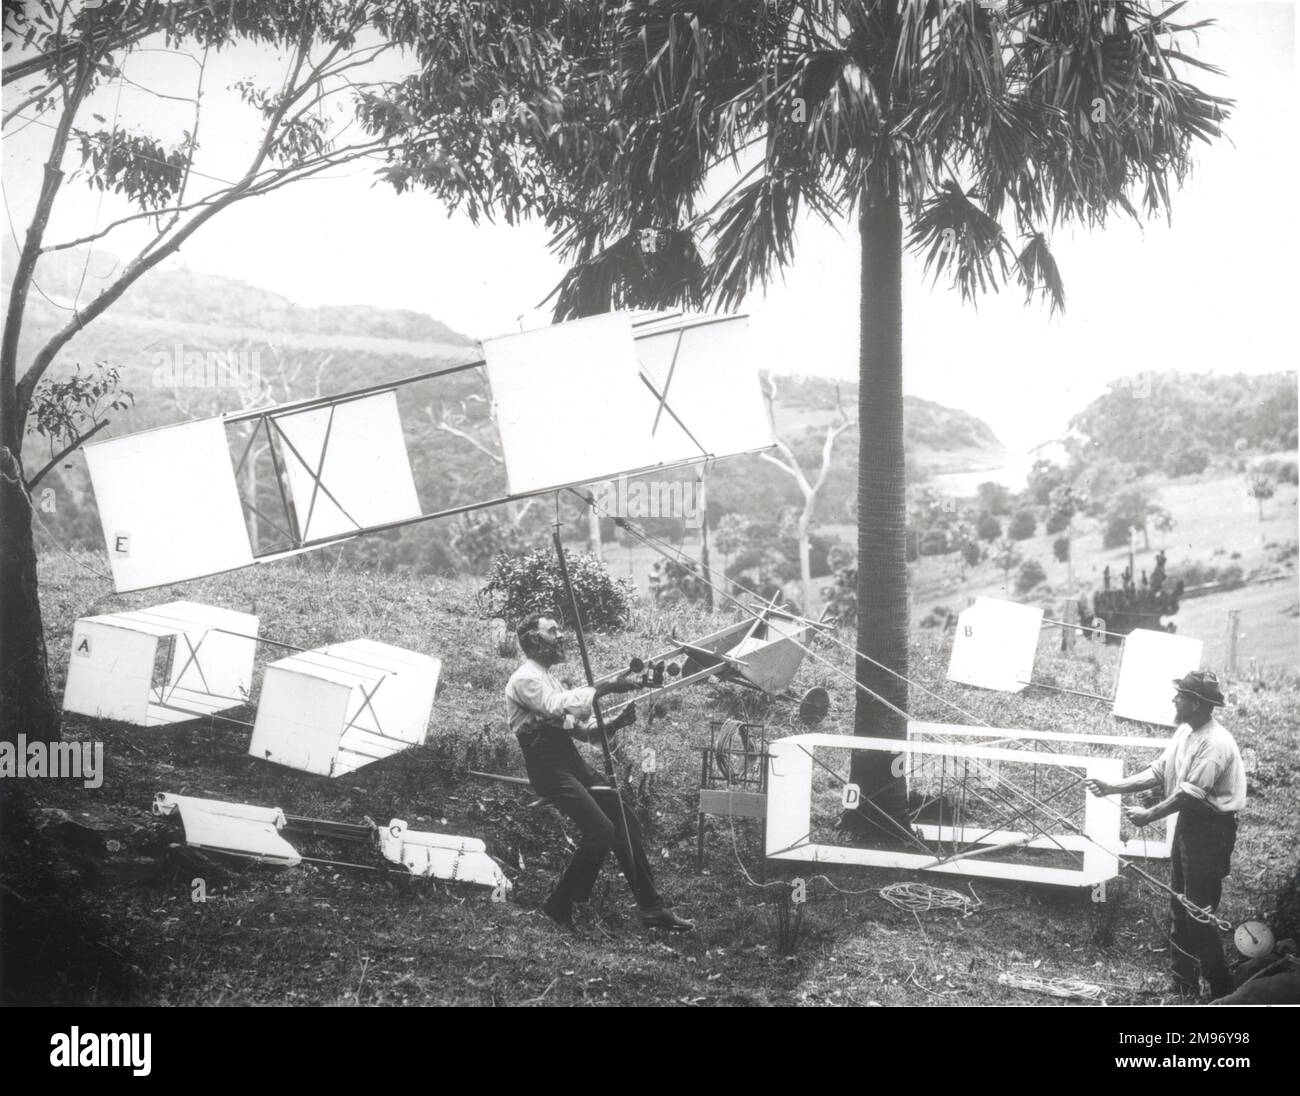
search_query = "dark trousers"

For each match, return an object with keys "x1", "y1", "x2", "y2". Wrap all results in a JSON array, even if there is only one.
[
  {"x1": 518, "y1": 726, "x2": 661, "y2": 911},
  {"x1": 1169, "y1": 807, "x2": 1236, "y2": 997}
]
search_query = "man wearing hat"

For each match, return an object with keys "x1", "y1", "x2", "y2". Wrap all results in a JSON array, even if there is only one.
[{"x1": 1085, "y1": 670, "x2": 1246, "y2": 998}]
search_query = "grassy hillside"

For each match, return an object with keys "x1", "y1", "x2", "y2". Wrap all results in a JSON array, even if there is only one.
[
  {"x1": 4, "y1": 551, "x2": 1296, "y2": 1006},
  {"x1": 903, "y1": 469, "x2": 1300, "y2": 673}
]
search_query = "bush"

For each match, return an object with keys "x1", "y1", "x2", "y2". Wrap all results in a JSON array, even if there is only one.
[
  {"x1": 961, "y1": 540, "x2": 983, "y2": 568},
  {"x1": 822, "y1": 564, "x2": 857, "y2": 630},
  {"x1": 1081, "y1": 551, "x2": 1184, "y2": 641},
  {"x1": 648, "y1": 558, "x2": 708, "y2": 606},
  {"x1": 1164, "y1": 438, "x2": 1211, "y2": 477},
  {"x1": 1045, "y1": 509, "x2": 1070, "y2": 535},
  {"x1": 451, "y1": 513, "x2": 534, "y2": 573},
  {"x1": 919, "y1": 528, "x2": 950, "y2": 555},
  {"x1": 976, "y1": 511, "x2": 1001, "y2": 541},
  {"x1": 1007, "y1": 509, "x2": 1037, "y2": 541},
  {"x1": 1015, "y1": 559, "x2": 1047, "y2": 593},
  {"x1": 920, "y1": 605, "x2": 957, "y2": 630},
  {"x1": 1053, "y1": 536, "x2": 1070, "y2": 562},
  {"x1": 479, "y1": 547, "x2": 634, "y2": 632}
]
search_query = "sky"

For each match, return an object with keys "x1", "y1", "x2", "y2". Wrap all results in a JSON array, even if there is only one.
[{"x1": 2, "y1": 1, "x2": 1296, "y2": 452}]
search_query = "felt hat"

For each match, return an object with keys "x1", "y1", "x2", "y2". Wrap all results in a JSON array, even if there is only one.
[{"x1": 1172, "y1": 670, "x2": 1226, "y2": 707}]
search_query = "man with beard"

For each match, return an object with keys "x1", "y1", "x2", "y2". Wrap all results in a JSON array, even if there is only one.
[
  {"x1": 506, "y1": 612, "x2": 694, "y2": 933},
  {"x1": 1086, "y1": 670, "x2": 1245, "y2": 998}
]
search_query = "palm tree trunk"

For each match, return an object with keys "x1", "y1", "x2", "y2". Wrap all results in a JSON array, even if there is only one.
[{"x1": 847, "y1": 184, "x2": 910, "y2": 839}]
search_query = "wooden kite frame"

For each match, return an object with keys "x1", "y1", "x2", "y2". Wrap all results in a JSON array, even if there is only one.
[
  {"x1": 765, "y1": 733, "x2": 1124, "y2": 887},
  {"x1": 906, "y1": 721, "x2": 1174, "y2": 859}
]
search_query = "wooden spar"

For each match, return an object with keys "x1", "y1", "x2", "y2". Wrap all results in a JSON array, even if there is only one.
[
  {"x1": 918, "y1": 833, "x2": 1035, "y2": 869},
  {"x1": 1040, "y1": 617, "x2": 1129, "y2": 641},
  {"x1": 1016, "y1": 677, "x2": 1114, "y2": 703},
  {"x1": 552, "y1": 525, "x2": 617, "y2": 780},
  {"x1": 552, "y1": 522, "x2": 643, "y2": 898},
  {"x1": 468, "y1": 770, "x2": 532, "y2": 787}
]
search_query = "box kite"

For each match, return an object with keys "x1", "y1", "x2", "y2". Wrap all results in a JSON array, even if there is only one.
[{"x1": 83, "y1": 313, "x2": 773, "y2": 592}]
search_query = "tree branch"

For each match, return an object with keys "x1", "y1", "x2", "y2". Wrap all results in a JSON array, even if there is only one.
[{"x1": 23, "y1": 417, "x2": 109, "y2": 490}]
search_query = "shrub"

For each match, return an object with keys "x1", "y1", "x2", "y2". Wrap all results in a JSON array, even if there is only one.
[
  {"x1": 1045, "y1": 509, "x2": 1070, "y2": 535},
  {"x1": 919, "y1": 528, "x2": 950, "y2": 555},
  {"x1": 452, "y1": 513, "x2": 534, "y2": 573},
  {"x1": 478, "y1": 547, "x2": 634, "y2": 632},
  {"x1": 1164, "y1": 438, "x2": 1211, "y2": 477},
  {"x1": 1015, "y1": 559, "x2": 1047, "y2": 593},
  {"x1": 976, "y1": 511, "x2": 1001, "y2": 541},
  {"x1": 1080, "y1": 550, "x2": 1184, "y2": 642},
  {"x1": 961, "y1": 540, "x2": 983, "y2": 568},
  {"x1": 647, "y1": 558, "x2": 708, "y2": 606},
  {"x1": 1008, "y1": 509, "x2": 1037, "y2": 541},
  {"x1": 1053, "y1": 536, "x2": 1070, "y2": 562},
  {"x1": 920, "y1": 605, "x2": 957, "y2": 630},
  {"x1": 823, "y1": 564, "x2": 857, "y2": 630}
]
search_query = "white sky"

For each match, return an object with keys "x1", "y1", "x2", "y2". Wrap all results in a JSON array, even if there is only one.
[{"x1": 2, "y1": 1, "x2": 1296, "y2": 451}]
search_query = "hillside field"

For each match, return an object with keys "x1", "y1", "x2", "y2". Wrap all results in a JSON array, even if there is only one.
[{"x1": 2, "y1": 551, "x2": 1297, "y2": 1007}]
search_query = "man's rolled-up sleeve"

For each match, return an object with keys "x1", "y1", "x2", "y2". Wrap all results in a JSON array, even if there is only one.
[
  {"x1": 1178, "y1": 744, "x2": 1224, "y2": 803},
  {"x1": 513, "y1": 673, "x2": 595, "y2": 721}
]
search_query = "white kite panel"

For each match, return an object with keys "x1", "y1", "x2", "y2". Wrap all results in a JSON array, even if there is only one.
[
  {"x1": 129, "y1": 601, "x2": 258, "y2": 703},
  {"x1": 84, "y1": 418, "x2": 253, "y2": 592},
  {"x1": 485, "y1": 313, "x2": 650, "y2": 495},
  {"x1": 1112, "y1": 629, "x2": 1204, "y2": 726},
  {"x1": 249, "y1": 663, "x2": 354, "y2": 775},
  {"x1": 62, "y1": 619, "x2": 158, "y2": 724},
  {"x1": 274, "y1": 391, "x2": 421, "y2": 542},
  {"x1": 947, "y1": 597, "x2": 1044, "y2": 693},
  {"x1": 64, "y1": 602, "x2": 258, "y2": 727},
  {"x1": 249, "y1": 640, "x2": 438, "y2": 777},
  {"x1": 634, "y1": 315, "x2": 773, "y2": 464},
  {"x1": 153, "y1": 793, "x2": 300, "y2": 865}
]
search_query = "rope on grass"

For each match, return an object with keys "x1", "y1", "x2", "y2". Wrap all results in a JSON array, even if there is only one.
[
  {"x1": 880, "y1": 882, "x2": 983, "y2": 917},
  {"x1": 997, "y1": 971, "x2": 1104, "y2": 1001}
]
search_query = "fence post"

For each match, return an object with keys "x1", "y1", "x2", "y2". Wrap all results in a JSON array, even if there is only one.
[
  {"x1": 1060, "y1": 598, "x2": 1076, "y2": 653},
  {"x1": 1225, "y1": 609, "x2": 1241, "y2": 674}
]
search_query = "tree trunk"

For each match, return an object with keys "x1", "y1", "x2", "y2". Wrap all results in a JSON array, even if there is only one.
[
  {"x1": 697, "y1": 471, "x2": 713, "y2": 612},
  {"x1": 0, "y1": 456, "x2": 60, "y2": 744},
  {"x1": 798, "y1": 505, "x2": 813, "y2": 616},
  {"x1": 847, "y1": 184, "x2": 910, "y2": 839},
  {"x1": 587, "y1": 503, "x2": 602, "y2": 560}
]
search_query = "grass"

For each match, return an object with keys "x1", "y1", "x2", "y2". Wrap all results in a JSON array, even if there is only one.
[{"x1": 2, "y1": 549, "x2": 1297, "y2": 1006}]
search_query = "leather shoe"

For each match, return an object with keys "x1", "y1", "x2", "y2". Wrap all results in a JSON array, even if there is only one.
[
  {"x1": 542, "y1": 895, "x2": 576, "y2": 931},
  {"x1": 640, "y1": 907, "x2": 694, "y2": 932}
]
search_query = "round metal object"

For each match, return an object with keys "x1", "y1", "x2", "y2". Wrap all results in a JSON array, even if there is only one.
[
  {"x1": 798, "y1": 686, "x2": 831, "y2": 725},
  {"x1": 1234, "y1": 920, "x2": 1274, "y2": 959}
]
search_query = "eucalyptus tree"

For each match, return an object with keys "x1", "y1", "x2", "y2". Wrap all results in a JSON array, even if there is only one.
[{"x1": 0, "y1": 0, "x2": 564, "y2": 741}]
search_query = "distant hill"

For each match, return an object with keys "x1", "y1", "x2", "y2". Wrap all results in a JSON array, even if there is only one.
[
  {"x1": 12, "y1": 250, "x2": 1007, "y2": 569},
  {"x1": 764, "y1": 374, "x2": 1005, "y2": 456},
  {"x1": 1070, "y1": 370, "x2": 1298, "y2": 466},
  {"x1": 2, "y1": 241, "x2": 478, "y2": 348}
]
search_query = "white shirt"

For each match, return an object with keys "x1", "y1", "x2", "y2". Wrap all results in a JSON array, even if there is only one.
[
  {"x1": 1145, "y1": 717, "x2": 1247, "y2": 814},
  {"x1": 504, "y1": 658, "x2": 595, "y2": 736}
]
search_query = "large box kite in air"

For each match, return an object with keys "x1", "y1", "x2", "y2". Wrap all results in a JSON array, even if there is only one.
[
  {"x1": 83, "y1": 312, "x2": 774, "y2": 592},
  {"x1": 484, "y1": 312, "x2": 773, "y2": 496}
]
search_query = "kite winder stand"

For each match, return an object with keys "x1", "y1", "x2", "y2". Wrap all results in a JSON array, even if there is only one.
[{"x1": 696, "y1": 720, "x2": 770, "y2": 880}]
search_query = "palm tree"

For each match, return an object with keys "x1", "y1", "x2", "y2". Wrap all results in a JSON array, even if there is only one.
[{"x1": 394, "y1": 0, "x2": 1230, "y2": 836}]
